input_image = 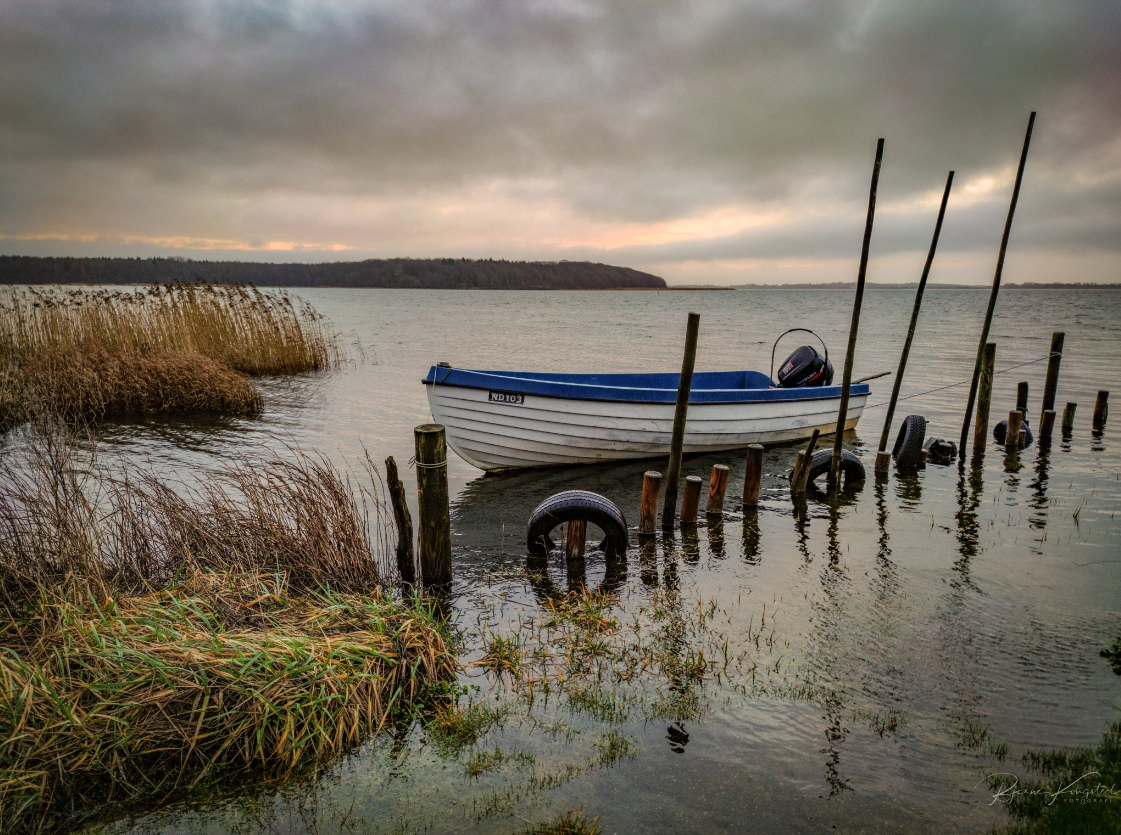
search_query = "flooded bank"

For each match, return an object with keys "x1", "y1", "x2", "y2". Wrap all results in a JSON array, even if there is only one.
[{"x1": 16, "y1": 287, "x2": 1117, "y2": 834}]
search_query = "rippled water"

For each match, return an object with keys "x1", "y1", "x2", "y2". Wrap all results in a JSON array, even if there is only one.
[{"x1": 78, "y1": 287, "x2": 1120, "y2": 834}]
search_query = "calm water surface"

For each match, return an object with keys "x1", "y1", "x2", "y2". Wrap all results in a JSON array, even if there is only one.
[{"x1": 85, "y1": 288, "x2": 1120, "y2": 835}]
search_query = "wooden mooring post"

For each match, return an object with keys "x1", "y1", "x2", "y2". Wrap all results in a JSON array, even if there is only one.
[
  {"x1": 1094, "y1": 391, "x2": 1110, "y2": 431},
  {"x1": 1005, "y1": 410, "x2": 1023, "y2": 451},
  {"x1": 707, "y1": 464, "x2": 729, "y2": 517},
  {"x1": 831, "y1": 138, "x2": 884, "y2": 486},
  {"x1": 1016, "y1": 382, "x2": 1029, "y2": 416},
  {"x1": 972, "y1": 342, "x2": 997, "y2": 455},
  {"x1": 959, "y1": 112, "x2": 1036, "y2": 460},
  {"x1": 680, "y1": 475, "x2": 703, "y2": 525},
  {"x1": 640, "y1": 471, "x2": 661, "y2": 536},
  {"x1": 1039, "y1": 409, "x2": 1056, "y2": 447},
  {"x1": 663, "y1": 312, "x2": 701, "y2": 529},
  {"x1": 1062, "y1": 402, "x2": 1077, "y2": 435},
  {"x1": 742, "y1": 444, "x2": 764, "y2": 507},
  {"x1": 385, "y1": 456, "x2": 415, "y2": 587},
  {"x1": 565, "y1": 520, "x2": 587, "y2": 561},
  {"x1": 414, "y1": 424, "x2": 452, "y2": 589},
  {"x1": 877, "y1": 170, "x2": 954, "y2": 469},
  {"x1": 1040, "y1": 332, "x2": 1064, "y2": 426}
]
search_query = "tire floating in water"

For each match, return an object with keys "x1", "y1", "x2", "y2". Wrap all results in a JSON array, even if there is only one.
[
  {"x1": 922, "y1": 437, "x2": 957, "y2": 466},
  {"x1": 526, "y1": 490, "x2": 628, "y2": 559},
  {"x1": 804, "y1": 449, "x2": 866, "y2": 489},
  {"x1": 993, "y1": 418, "x2": 1034, "y2": 448},
  {"x1": 892, "y1": 414, "x2": 927, "y2": 468}
]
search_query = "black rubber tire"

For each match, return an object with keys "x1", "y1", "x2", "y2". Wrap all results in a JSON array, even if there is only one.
[
  {"x1": 922, "y1": 437, "x2": 957, "y2": 465},
  {"x1": 526, "y1": 490, "x2": 628, "y2": 559},
  {"x1": 805, "y1": 449, "x2": 866, "y2": 488},
  {"x1": 892, "y1": 414, "x2": 927, "y2": 467},
  {"x1": 993, "y1": 418, "x2": 1034, "y2": 448}
]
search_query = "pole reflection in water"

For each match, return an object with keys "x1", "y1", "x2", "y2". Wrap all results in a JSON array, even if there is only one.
[
  {"x1": 953, "y1": 454, "x2": 986, "y2": 589},
  {"x1": 1028, "y1": 447, "x2": 1052, "y2": 551},
  {"x1": 893, "y1": 467, "x2": 922, "y2": 510},
  {"x1": 662, "y1": 530, "x2": 680, "y2": 594},
  {"x1": 742, "y1": 508, "x2": 761, "y2": 566},
  {"x1": 815, "y1": 495, "x2": 853, "y2": 795},
  {"x1": 873, "y1": 479, "x2": 900, "y2": 599},
  {"x1": 792, "y1": 494, "x2": 811, "y2": 564},
  {"x1": 639, "y1": 537, "x2": 659, "y2": 588},
  {"x1": 681, "y1": 524, "x2": 701, "y2": 565},
  {"x1": 706, "y1": 516, "x2": 726, "y2": 560}
]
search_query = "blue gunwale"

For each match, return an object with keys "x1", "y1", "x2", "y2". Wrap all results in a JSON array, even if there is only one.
[{"x1": 423, "y1": 366, "x2": 870, "y2": 405}]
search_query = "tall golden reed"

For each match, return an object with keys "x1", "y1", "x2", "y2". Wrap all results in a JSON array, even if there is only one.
[{"x1": 0, "y1": 283, "x2": 343, "y2": 430}]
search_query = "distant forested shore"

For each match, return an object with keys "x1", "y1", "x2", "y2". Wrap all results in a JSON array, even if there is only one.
[{"x1": 0, "y1": 256, "x2": 666, "y2": 290}]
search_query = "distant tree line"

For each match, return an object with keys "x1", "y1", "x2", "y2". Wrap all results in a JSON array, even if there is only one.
[{"x1": 0, "y1": 256, "x2": 666, "y2": 290}]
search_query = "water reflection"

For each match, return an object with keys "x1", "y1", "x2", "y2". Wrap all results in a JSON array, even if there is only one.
[
  {"x1": 742, "y1": 510, "x2": 761, "y2": 566},
  {"x1": 953, "y1": 456, "x2": 985, "y2": 589}
]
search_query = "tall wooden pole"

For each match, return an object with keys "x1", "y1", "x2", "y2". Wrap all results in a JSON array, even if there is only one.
[
  {"x1": 1039, "y1": 331, "x2": 1064, "y2": 427},
  {"x1": 663, "y1": 312, "x2": 700, "y2": 528},
  {"x1": 830, "y1": 138, "x2": 884, "y2": 486},
  {"x1": 414, "y1": 424, "x2": 452, "y2": 589},
  {"x1": 972, "y1": 342, "x2": 997, "y2": 455},
  {"x1": 959, "y1": 112, "x2": 1036, "y2": 460},
  {"x1": 877, "y1": 170, "x2": 954, "y2": 458}
]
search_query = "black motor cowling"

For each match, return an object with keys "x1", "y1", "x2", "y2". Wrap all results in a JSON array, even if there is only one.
[{"x1": 777, "y1": 345, "x2": 834, "y2": 388}]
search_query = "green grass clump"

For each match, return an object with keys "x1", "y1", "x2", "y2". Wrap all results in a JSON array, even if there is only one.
[
  {"x1": 0, "y1": 569, "x2": 454, "y2": 833},
  {"x1": 523, "y1": 809, "x2": 602, "y2": 835}
]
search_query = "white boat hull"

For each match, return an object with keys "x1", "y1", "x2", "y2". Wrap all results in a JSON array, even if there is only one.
[{"x1": 426, "y1": 384, "x2": 867, "y2": 472}]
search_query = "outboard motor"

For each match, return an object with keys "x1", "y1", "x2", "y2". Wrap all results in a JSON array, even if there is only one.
[
  {"x1": 770, "y1": 329, "x2": 834, "y2": 388},
  {"x1": 777, "y1": 344, "x2": 834, "y2": 387}
]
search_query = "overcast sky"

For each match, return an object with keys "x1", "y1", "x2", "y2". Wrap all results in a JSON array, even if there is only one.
[{"x1": 1, "y1": 0, "x2": 1118, "y2": 284}]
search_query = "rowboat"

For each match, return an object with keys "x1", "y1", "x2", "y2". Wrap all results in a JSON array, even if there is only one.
[{"x1": 423, "y1": 365, "x2": 870, "y2": 472}]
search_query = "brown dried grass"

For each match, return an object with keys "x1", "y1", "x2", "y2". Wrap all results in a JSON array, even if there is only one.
[
  {"x1": 0, "y1": 427, "x2": 449, "y2": 832},
  {"x1": 0, "y1": 283, "x2": 342, "y2": 430}
]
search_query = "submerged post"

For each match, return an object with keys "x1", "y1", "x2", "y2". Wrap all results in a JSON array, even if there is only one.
[
  {"x1": 973, "y1": 342, "x2": 997, "y2": 455},
  {"x1": 1093, "y1": 390, "x2": 1109, "y2": 430},
  {"x1": 1039, "y1": 409, "x2": 1056, "y2": 447},
  {"x1": 959, "y1": 112, "x2": 1036, "y2": 459},
  {"x1": 1006, "y1": 410, "x2": 1023, "y2": 452},
  {"x1": 877, "y1": 170, "x2": 955, "y2": 460},
  {"x1": 680, "y1": 475, "x2": 702, "y2": 525},
  {"x1": 1062, "y1": 402, "x2": 1077, "y2": 435},
  {"x1": 831, "y1": 137, "x2": 884, "y2": 486},
  {"x1": 385, "y1": 456, "x2": 415, "y2": 587},
  {"x1": 639, "y1": 471, "x2": 662, "y2": 536},
  {"x1": 663, "y1": 312, "x2": 701, "y2": 528},
  {"x1": 1040, "y1": 332, "x2": 1065, "y2": 426},
  {"x1": 742, "y1": 444, "x2": 764, "y2": 507},
  {"x1": 707, "y1": 464, "x2": 730, "y2": 517},
  {"x1": 414, "y1": 424, "x2": 452, "y2": 589},
  {"x1": 565, "y1": 520, "x2": 587, "y2": 561}
]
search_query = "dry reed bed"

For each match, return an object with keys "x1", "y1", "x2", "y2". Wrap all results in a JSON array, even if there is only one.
[
  {"x1": 0, "y1": 430, "x2": 451, "y2": 832},
  {"x1": 0, "y1": 283, "x2": 343, "y2": 431}
]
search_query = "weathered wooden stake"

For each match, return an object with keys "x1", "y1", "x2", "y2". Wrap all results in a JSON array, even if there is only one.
[
  {"x1": 742, "y1": 444, "x2": 764, "y2": 507},
  {"x1": 1016, "y1": 382, "x2": 1029, "y2": 416},
  {"x1": 1093, "y1": 390, "x2": 1109, "y2": 430},
  {"x1": 796, "y1": 430, "x2": 820, "y2": 493},
  {"x1": 385, "y1": 456, "x2": 415, "y2": 587},
  {"x1": 707, "y1": 464, "x2": 730, "y2": 516},
  {"x1": 877, "y1": 170, "x2": 954, "y2": 460},
  {"x1": 1062, "y1": 402, "x2": 1077, "y2": 434},
  {"x1": 1040, "y1": 332, "x2": 1065, "y2": 427},
  {"x1": 1039, "y1": 409, "x2": 1056, "y2": 447},
  {"x1": 565, "y1": 520, "x2": 587, "y2": 560},
  {"x1": 663, "y1": 312, "x2": 701, "y2": 528},
  {"x1": 1005, "y1": 410, "x2": 1023, "y2": 451},
  {"x1": 639, "y1": 471, "x2": 661, "y2": 536},
  {"x1": 959, "y1": 112, "x2": 1036, "y2": 459},
  {"x1": 972, "y1": 342, "x2": 997, "y2": 455},
  {"x1": 831, "y1": 137, "x2": 884, "y2": 486},
  {"x1": 791, "y1": 450, "x2": 806, "y2": 490},
  {"x1": 414, "y1": 424, "x2": 452, "y2": 589},
  {"x1": 680, "y1": 476, "x2": 702, "y2": 524}
]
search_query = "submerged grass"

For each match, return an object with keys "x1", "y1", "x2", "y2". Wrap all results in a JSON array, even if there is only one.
[
  {"x1": 0, "y1": 568, "x2": 454, "y2": 832},
  {"x1": 0, "y1": 426, "x2": 449, "y2": 833},
  {"x1": 0, "y1": 283, "x2": 342, "y2": 430}
]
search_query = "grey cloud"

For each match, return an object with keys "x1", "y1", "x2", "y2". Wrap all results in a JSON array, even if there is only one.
[{"x1": 1, "y1": 0, "x2": 1119, "y2": 265}]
